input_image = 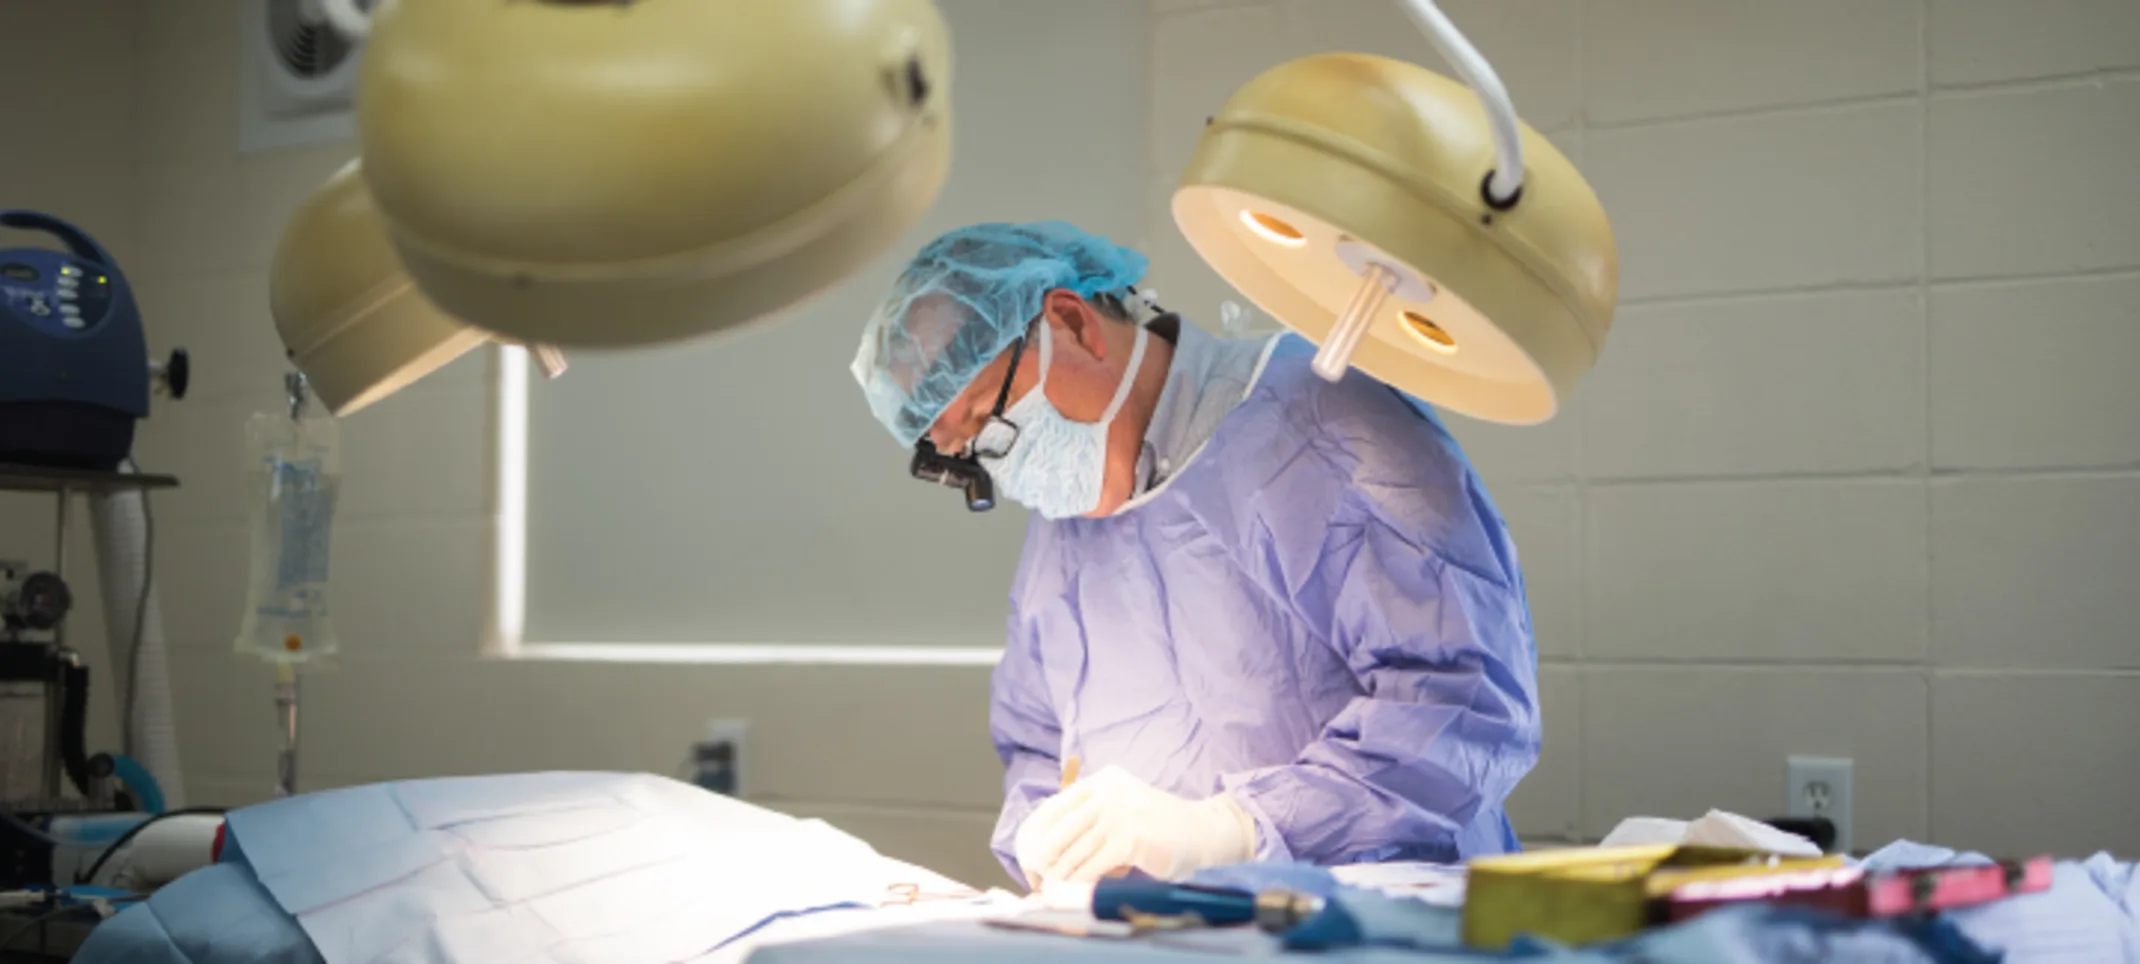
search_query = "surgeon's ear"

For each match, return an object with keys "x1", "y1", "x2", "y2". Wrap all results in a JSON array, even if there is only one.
[{"x1": 1042, "y1": 288, "x2": 1108, "y2": 362}]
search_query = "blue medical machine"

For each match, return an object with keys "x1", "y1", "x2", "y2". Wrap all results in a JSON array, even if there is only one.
[{"x1": 0, "y1": 209, "x2": 186, "y2": 470}]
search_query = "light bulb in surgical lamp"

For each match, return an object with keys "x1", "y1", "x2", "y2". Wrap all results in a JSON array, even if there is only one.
[
  {"x1": 1241, "y1": 209, "x2": 1308, "y2": 248},
  {"x1": 1173, "y1": 53, "x2": 1619, "y2": 426},
  {"x1": 1401, "y1": 310, "x2": 1459, "y2": 355}
]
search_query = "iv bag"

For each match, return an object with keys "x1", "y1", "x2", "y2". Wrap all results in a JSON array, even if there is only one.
[{"x1": 234, "y1": 405, "x2": 343, "y2": 665}]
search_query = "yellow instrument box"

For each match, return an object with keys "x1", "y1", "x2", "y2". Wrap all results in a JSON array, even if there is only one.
[{"x1": 1462, "y1": 844, "x2": 1846, "y2": 949}]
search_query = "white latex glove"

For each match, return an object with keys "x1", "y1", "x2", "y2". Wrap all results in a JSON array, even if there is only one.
[{"x1": 1013, "y1": 765, "x2": 1257, "y2": 888}]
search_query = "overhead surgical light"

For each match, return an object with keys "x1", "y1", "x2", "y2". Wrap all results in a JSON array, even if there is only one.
[
  {"x1": 269, "y1": 159, "x2": 490, "y2": 417},
  {"x1": 1174, "y1": 0, "x2": 1618, "y2": 425},
  {"x1": 269, "y1": 160, "x2": 570, "y2": 417},
  {"x1": 267, "y1": 0, "x2": 1612, "y2": 425},
  {"x1": 350, "y1": 0, "x2": 952, "y2": 349}
]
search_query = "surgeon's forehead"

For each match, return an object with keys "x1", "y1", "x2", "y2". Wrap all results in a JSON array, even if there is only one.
[
  {"x1": 883, "y1": 294, "x2": 974, "y2": 393},
  {"x1": 897, "y1": 294, "x2": 969, "y2": 357}
]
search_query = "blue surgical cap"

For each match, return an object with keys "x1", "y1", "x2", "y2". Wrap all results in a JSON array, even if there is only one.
[{"x1": 851, "y1": 221, "x2": 1149, "y2": 447}]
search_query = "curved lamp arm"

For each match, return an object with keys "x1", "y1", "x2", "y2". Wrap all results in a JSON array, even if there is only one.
[
  {"x1": 1395, "y1": 0, "x2": 1525, "y2": 204},
  {"x1": 1304, "y1": 1, "x2": 1530, "y2": 383}
]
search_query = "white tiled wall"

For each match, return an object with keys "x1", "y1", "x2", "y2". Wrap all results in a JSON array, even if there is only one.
[
  {"x1": 1152, "y1": 0, "x2": 2139, "y2": 858},
  {"x1": 1588, "y1": 104, "x2": 1925, "y2": 300},
  {"x1": 1929, "y1": 276, "x2": 2140, "y2": 470},
  {"x1": 1582, "y1": 0, "x2": 1921, "y2": 124},
  {"x1": 3, "y1": 0, "x2": 2134, "y2": 893}
]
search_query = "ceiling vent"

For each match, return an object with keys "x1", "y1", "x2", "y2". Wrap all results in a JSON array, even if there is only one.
[{"x1": 237, "y1": 0, "x2": 371, "y2": 153}]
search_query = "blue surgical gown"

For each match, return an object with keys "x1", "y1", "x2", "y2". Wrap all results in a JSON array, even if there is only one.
[{"x1": 989, "y1": 336, "x2": 1540, "y2": 882}]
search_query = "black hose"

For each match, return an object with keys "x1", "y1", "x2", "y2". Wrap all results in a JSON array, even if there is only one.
[{"x1": 58, "y1": 660, "x2": 91, "y2": 797}]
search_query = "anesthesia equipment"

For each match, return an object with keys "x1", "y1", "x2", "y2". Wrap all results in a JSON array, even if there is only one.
[
  {"x1": 267, "y1": 0, "x2": 1617, "y2": 428},
  {"x1": 0, "y1": 555, "x2": 172, "y2": 889},
  {"x1": 0, "y1": 560, "x2": 102, "y2": 826},
  {"x1": 0, "y1": 209, "x2": 191, "y2": 890},
  {"x1": 0, "y1": 211, "x2": 187, "y2": 470}
]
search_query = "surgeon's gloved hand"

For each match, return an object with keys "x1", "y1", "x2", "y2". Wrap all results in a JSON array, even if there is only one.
[{"x1": 1013, "y1": 765, "x2": 1257, "y2": 889}]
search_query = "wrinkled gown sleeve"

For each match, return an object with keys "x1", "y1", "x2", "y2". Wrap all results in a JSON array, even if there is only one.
[
  {"x1": 988, "y1": 593, "x2": 1061, "y2": 882},
  {"x1": 1216, "y1": 393, "x2": 1541, "y2": 865}
]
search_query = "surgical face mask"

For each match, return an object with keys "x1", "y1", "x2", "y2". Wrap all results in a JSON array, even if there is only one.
[{"x1": 981, "y1": 323, "x2": 1149, "y2": 520}]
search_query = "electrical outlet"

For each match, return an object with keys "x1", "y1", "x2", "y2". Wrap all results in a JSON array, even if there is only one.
[
  {"x1": 1786, "y1": 756, "x2": 1853, "y2": 854},
  {"x1": 692, "y1": 719, "x2": 749, "y2": 798}
]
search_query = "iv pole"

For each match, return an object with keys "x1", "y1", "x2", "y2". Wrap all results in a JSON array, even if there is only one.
[
  {"x1": 270, "y1": 371, "x2": 309, "y2": 799},
  {"x1": 274, "y1": 662, "x2": 299, "y2": 798}
]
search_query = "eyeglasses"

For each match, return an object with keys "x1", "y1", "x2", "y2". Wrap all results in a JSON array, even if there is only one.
[
  {"x1": 966, "y1": 325, "x2": 1031, "y2": 459},
  {"x1": 908, "y1": 322, "x2": 1033, "y2": 512}
]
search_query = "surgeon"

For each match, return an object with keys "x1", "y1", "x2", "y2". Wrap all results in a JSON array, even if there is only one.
[{"x1": 852, "y1": 221, "x2": 1539, "y2": 890}]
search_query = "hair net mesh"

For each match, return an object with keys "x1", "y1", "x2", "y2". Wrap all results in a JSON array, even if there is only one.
[{"x1": 852, "y1": 221, "x2": 1149, "y2": 447}]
